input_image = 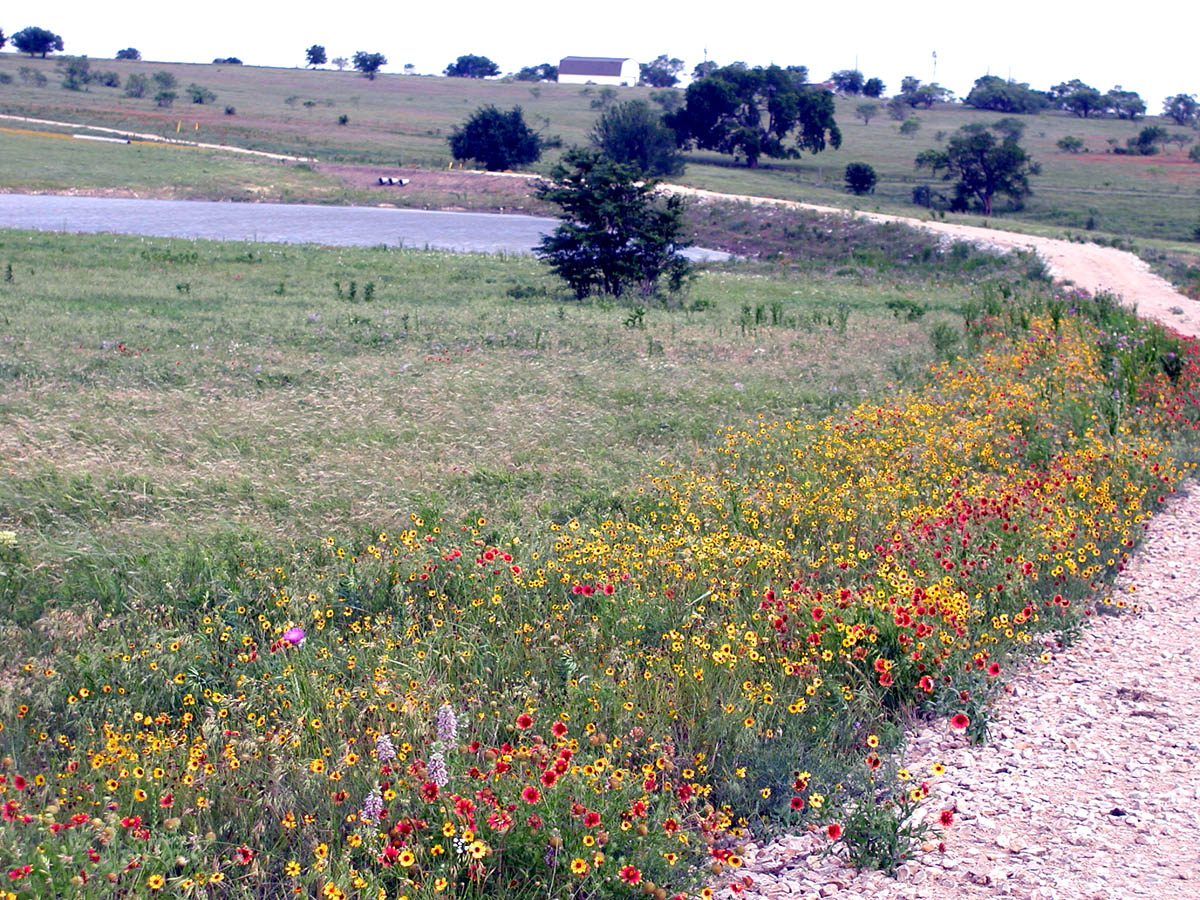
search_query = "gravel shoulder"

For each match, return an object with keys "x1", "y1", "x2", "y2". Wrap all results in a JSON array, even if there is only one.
[{"x1": 724, "y1": 487, "x2": 1200, "y2": 900}]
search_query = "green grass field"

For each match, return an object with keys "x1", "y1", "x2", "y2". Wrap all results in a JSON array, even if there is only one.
[
  {"x1": 0, "y1": 224, "x2": 1018, "y2": 627},
  {"x1": 2, "y1": 221, "x2": 1196, "y2": 899},
  {"x1": 3, "y1": 54, "x2": 1200, "y2": 242}
]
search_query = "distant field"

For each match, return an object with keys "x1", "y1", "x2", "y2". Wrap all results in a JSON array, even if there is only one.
[{"x1": 2, "y1": 53, "x2": 1199, "y2": 241}]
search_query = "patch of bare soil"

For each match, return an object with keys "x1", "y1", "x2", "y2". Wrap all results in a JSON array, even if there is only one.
[{"x1": 315, "y1": 162, "x2": 549, "y2": 213}]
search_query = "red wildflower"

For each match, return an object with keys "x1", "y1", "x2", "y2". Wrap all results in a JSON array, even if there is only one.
[
  {"x1": 826, "y1": 823, "x2": 843, "y2": 840},
  {"x1": 515, "y1": 714, "x2": 533, "y2": 730},
  {"x1": 521, "y1": 786, "x2": 541, "y2": 804},
  {"x1": 583, "y1": 811, "x2": 601, "y2": 827},
  {"x1": 551, "y1": 722, "x2": 568, "y2": 738},
  {"x1": 235, "y1": 846, "x2": 254, "y2": 865},
  {"x1": 939, "y1": 809, "x2": 955, "y2": 827},
  {"x1": 950, "y1": 714, "x2": 970, "y2": 730},
  {"x1": 790, "y1": 796, "x2": 805, "y2": 811},
  {"x1": 619, "y1": 865, "x2": 642, "y2": 884},
  {"x1": 420, "y1": 782, "x2": 439, "y2": 801}
]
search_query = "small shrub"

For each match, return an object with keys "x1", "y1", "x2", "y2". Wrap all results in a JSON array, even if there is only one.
[
  {"x1": 224, "y1": 105, "x2": 236, "y2": 115},
  {"x1": 94, "y1": 70, "x2": 121, "y2": 87},
  {"x1": 589, "y1": 86, "x2": 618, "y2": 109},
  {"x1": 449, "y1": 105, "x2": 543, "y2": 171},
  {"x1": 650, "y1": 88, "x2": 683, "y2": 113},
  {"x1": 61, "y1": 57, "x2": 90, "y2": 91},
  {"x1": 1189, "y1": 143, "x2": 1200, "y2": 163},
  {"x1": 154, "y1": 90, "x2": 176, "y2": 108},
  {"x1": 1057, "y1": 135, "x2": 1085, "y2": 153},
  {"x1": 123, "y1": 73, "x2": 148, "y2": 98},
  {"x1": 0, "y1": 73, "x2": 10, "y2": 85},
  {"x1": 337, "y1": 113, "x2": 349, "y2": 125},
  {"x1": 19, "y1": 67, "x2": 48, "y2": 87},
  {"x1": 899, "y1": 117, "x2": 921, "y2": 137},
  {"x1": 844, "y1": 162, "x2": 878, "y2": 195},
  {"x1": 1126, "y1": 125, "x2": 1169, "y2": 156},
  {"x1": 187, "y1": 83, "x2": 216, "y2": 104},
  {"x1": 885, "y1": 298, "x2": 926, "y2": 321},
  {"x1": 930, "y1": 321, "x2": 959, "y2": 360}
]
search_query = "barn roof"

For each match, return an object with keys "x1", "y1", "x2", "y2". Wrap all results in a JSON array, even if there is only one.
[{"x1": 558, "y1": 56, "x2": 634, "y2": 76}]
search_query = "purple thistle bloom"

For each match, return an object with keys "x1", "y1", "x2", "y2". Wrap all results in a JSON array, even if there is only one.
[
  {"x1": 360, "y1": 785, "x2": 384, "y2": 823},
  {"x1": 436, "y1": 703, "x2": 458, "y2": 745},
  {"x1": 429, "y1": 750, "x2": 448, "y2": 788},
  {"x1": 282, "y1": 626, "x2": 306, "y2": 647},
  {"x1": 375, "y1": 733, "x2": 396, "y2": 762}
]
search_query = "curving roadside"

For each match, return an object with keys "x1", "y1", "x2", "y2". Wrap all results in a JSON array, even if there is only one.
[
  {"x1": 720, "y1": 488, "x2": 1200, "y2": 900},
  {"x1": 663, "y1": 185, "x2": 1200, "y2": 340},
  {"x1": 674, "y1": 187, "x2": 1200, "y2": 900}
]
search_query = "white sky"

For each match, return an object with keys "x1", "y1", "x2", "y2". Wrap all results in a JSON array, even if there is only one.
[{"x1": 5, "y1": 0, "x2": 1196, "y2": 108}]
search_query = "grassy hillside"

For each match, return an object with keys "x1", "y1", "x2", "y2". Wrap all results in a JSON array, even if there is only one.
[{"x1": 3, "y1": 53, "x2": 1200, "y2": 242}]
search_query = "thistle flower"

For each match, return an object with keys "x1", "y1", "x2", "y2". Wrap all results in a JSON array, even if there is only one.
[
  {"x1": 375, "y1": 733, "x2": 396, "y2": 763},
  {"x1": 282, "y1": 626, "x2": 305, "y2": 647},
  {"x1": 428, "y1": 750, "x2": 448, "y2": 788},
  {"x1": 436, "y1": 703, "x2": 458, "y2": 744},
  {"x1": 360, "y1": 786, "x2": 383, "y2": 823}
]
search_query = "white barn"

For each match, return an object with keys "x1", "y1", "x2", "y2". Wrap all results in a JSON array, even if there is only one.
[{"x1": 557, "y1": 57, "x2": 639, "y2": 86}]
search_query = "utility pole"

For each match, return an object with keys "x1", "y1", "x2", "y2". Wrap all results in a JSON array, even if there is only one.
[{"x1": 932, "y1": 50, "x2": 937, "y2": 80}]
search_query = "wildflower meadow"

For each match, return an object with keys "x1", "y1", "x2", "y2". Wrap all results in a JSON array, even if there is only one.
[{"x1": 2, "y1": 233, "x2": 1199, "y2": 900}]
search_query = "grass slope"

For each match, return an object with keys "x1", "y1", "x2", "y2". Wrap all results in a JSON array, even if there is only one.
[
  {"x1": 0, "y1": 224, "x2": 1022, "y2": 626},
  {"x1": 2, "y1": 54, "x2": 1200, "y2": 241}
]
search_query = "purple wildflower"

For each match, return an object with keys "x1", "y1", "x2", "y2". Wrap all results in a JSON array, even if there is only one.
[
  {"x1": 360, "y1": 785, "x2": 384, "y2": 823},
  {"x1": 375, "y1": 733, "x2": 396, "y2": 762},
  {"x1": 428, "y1": 750, "x2": 448, "y2": 788},
  {"x1": 436, "y1": 703, "x2": 458, "y2": 745},
  {"x1": 282, "y1": 626, "x2": 305, "y2": 647}
]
